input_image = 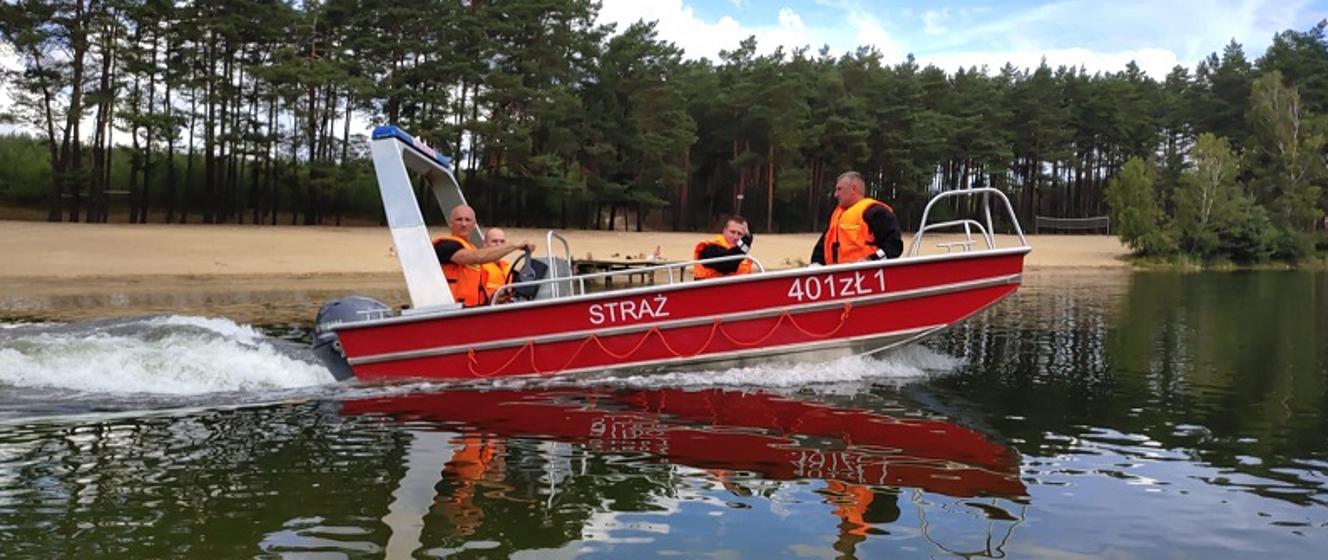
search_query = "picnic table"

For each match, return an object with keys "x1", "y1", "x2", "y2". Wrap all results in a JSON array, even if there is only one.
[{"x1": 571, "y1": 259, "x2": 680, "y2": 286}]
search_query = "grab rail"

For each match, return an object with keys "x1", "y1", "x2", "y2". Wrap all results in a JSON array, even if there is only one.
[
  {"x1": 545, "y1": 231, "x2": 573, "y2": 298},
  {"x1": 908, "y1": 188, "x2": 1026, "y2": 258}
]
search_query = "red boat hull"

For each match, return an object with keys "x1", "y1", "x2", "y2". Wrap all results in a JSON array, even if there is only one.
[{"x1": 333, "y1": 249, "x2": 1027, "y2": 380}]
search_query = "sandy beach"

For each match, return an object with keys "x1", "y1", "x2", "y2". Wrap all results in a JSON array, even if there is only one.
[
  {"x1": 1, "y1": 220, "x2": 1127, "y2": 278},
  {"x1": 0, "y1": 220, "x2": 1129, "y2": 322}
]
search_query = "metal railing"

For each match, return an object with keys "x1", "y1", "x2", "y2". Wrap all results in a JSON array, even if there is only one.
[
  {"x1": 545, "y1": 231, "x2": 574, "y2": 298},
  {"x1": 491, "y1": 251, "x2": 764, "y2": 304},
  {"x1": 907, "y1": 188, "x2": 1027, "y2": 258}
]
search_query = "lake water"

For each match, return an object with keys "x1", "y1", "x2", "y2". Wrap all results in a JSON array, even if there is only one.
[{"x1": 0, "y1": 270, "x2": 1324, "y2": 558}]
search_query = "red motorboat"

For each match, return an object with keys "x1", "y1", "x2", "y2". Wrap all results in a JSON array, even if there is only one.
[{"x1": 312, "y1": 127, "x2": 1030, "y2": 381}]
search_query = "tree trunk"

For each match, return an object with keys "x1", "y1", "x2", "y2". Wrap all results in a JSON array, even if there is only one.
[
  {"x1": 203, "y1": 35, "x2": 216, "y2": 224},
  {"x1": 60, "y1": 0, "x2": 91, "y2": 223},
  {"x1": 766, "y1": 144, "x2": 775, "y2": 232}
]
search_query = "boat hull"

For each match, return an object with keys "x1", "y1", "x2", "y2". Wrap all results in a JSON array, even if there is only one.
[{"x1": 331, "y1": 248, "x2": 1028, "y2": 380}]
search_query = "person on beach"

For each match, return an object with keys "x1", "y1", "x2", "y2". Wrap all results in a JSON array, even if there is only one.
[
  {"x1": 693, "y1": 215, "x2": 754, "y2": 279},
  {"x1": 481, "y1": 227, "x2": 515, "y2": 302},
  {"x1": 810, "y1": 171, "x2": 902, "y2": 265},
  {"x1": 433, "y1": 205, "x2": 532, "y2": 306}
]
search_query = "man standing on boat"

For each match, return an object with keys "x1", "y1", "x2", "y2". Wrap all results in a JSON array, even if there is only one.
[
  {"x1": 810, "y1": 171, "x2": 903, "y2": 265},
  {"x1": 693, "y1": 215, "x2": 754, "y2": 279},
  {"x1": 433, "y1": 205, "x2": 532, "y2": 306}
]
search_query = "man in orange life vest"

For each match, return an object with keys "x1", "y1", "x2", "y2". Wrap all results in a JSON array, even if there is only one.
[
  {"x1": 693, "y1": 215, "x2": 753, "y2": 279},
  {"x1": 433, "y1": 205, "x2": 532, "y2": 307},
  {"x1": 810, "y1": 171, "x2": 902, "y2": 265},
  {"x1": 480, "y1": 227, "x2": 514, "y2": 301}
]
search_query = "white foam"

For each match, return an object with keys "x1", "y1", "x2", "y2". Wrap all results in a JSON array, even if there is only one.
[
  {"x1": 0, "y1": 321, "x2": 58, "y2": 330},
  {"x1": 147, "y1": 315, "x2": 267, "y2": 343},
  {"x1": 620, "y1": 345, "x2": 962, "y2": 388},
  {"x1": 0, "y1": 315, "x2": 334, "y2": 395},
  {"x1": 492, "y1": 344, "x2": 966, "y2": 391}
]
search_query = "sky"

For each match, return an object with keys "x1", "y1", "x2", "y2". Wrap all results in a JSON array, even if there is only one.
[
  {"x1": 596, "y1": 0, "x2": 1328, "y2": 78},
  {"x1": 3, "y1": 1, "x2": 1327, "y2": 136}
]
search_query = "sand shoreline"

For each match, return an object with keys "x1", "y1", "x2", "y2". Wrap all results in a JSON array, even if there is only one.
[
  {"x1": 0, "y1": 220, "x2": 1129, "y2": 322},
  {"x1": 1, "y1": 220, "x2": 1127, "y2": 280}
]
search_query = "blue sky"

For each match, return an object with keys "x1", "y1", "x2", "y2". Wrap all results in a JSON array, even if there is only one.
[{"x1": 597, "y1": 0, "x2": 1328, "y2": 77}]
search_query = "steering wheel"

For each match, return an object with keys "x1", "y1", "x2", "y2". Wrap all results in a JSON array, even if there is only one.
[{"x1": 503, "y1": 248, "x2": 536, "y2": 301}]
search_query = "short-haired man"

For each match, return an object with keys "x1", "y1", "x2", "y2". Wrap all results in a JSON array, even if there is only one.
[
  {"x1": 693, "y1": 215, "x2": 754, "y2": 279},
  {"x1": 432, "y1": 205, "x2": 532, "y2": 306},
  {"x1": 810, "y1": 171, "x2": 903, "y2": 265},
  {"x1": 481, "y1": 227, "x2": 515, "y2": 301}
]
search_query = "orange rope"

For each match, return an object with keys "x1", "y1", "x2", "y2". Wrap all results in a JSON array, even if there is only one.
[
  {"x1": 530, "y1": 334, "x2": 604, "y2": 376},
  {"x1": 787, "y1": 302, "x2": 854, "y2": 338},
  {"x1": 717, "y1": 302, "x2": 853, "y2": 347},
  {"x1": 468, "y1": 341, "x2": 533, "y2": 378},
  {"x1": 466, "y1": 302, "x2": 855, "y2": 377},
  {"x1": 650, "y1": 321, "x2": 724, "y2": 358},
  {"x1": 594, "y1": 327, "x2": 665, "y2": 360}
]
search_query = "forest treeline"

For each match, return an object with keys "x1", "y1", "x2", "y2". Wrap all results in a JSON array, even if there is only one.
[{"x1": 1, "y1": 1, "x2": 1325, "y2": 261}]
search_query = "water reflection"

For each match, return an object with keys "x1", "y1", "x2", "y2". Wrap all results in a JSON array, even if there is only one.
[
  {"x1": 925, "y1": 270, "x2": 1328, "y2": 552},
  {"x1": 342, "y1": 387, "x2": 1027, "y2": 558},
  {"x1": 3, "y1": 271, "x2": 1326, "y2": 557},
  {"x1": 0, "y1": 385, "x2": 1026, "y2": 558}
]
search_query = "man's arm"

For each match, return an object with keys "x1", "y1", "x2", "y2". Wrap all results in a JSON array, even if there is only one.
[
  {"x1": 442, "y1": 241, "x2": 533, "y2": 265},
  {"x1": 864, "y1": 205, "x2": 903, "y2": 259},
  {"x1": 697, "y1": 234, "x2": 752, "y2": 273},
  {"x1": 810, "y1": 231, "x2": 827, "y2": 265}
]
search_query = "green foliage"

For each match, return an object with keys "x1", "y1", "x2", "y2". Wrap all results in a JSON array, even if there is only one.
[
  {"x1": 1244, "y1": 70, "x2": 1327, "y2": 259},
  {"x1": 0, "y1": 135, "x2": 52, "y2": 204},
  {"x1": 0, "y1": 1, "x2": 1323, "y2": 269},
  {"x1": 1172, "y1": 134, "x2": 1273, "y2": 261},
  {"x1": 1105, "y1": 157, "x2": 1173, "y2": 255}
]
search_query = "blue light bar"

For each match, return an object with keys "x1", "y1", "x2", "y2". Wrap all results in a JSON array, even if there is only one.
[{"x1": 371, "y1": 125, "x2": 453, "y2": 169}]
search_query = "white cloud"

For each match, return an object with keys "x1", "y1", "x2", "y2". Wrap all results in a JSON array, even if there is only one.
[
  {"x1": 597, "y1": 0, "x2": 905, "y2": 62},
  {"x1": 848, "y1": 12, "x2": 906, "y2": 60},
  {"x1": 0, "y1": 44, "x2": 22, "y2": 132},
  {"x1": 918, "y1": 0, "x2": 1321, "y2": 73},
  {"x1": 919, "y1": 46, "x2": 1182, "y2": 79},
  {"x1": 777, "y1": 7, "x2": 804, "y2": 31},
  {"x1": 597, "y1": 0, "x2": 749, "y2": 60},
  {"x1": 922, "y1": 9, "x2": 950, "y2": 36}
]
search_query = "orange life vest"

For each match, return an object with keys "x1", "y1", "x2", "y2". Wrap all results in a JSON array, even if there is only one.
[
  {"x1": 823, "y1": 197, "x2": 894, "y2": 264},
  {"x1": 482, "y1": 260, "x2": 512, "y2": 300},
  {"x1": 693, "y1": 235, "x2": 752, "y2": 279},
  {"x1": 433, "y1": 234, "x2": 488, "y2": 307}
]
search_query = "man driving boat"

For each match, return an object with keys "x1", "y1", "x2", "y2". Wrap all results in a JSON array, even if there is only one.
[{"x1": 432, "y1": 205, "x2": 532, "y2": 306}]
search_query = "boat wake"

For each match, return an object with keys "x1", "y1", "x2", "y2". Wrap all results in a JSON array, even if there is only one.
[
  {"x1": 0, "y1": 315, "x2": 965, "y2": 422},
  {"x1": 486, "y1": 344, "x2": 966, "y2": 392},
  {"x1": 0, "y1": 316, "x2": 335, "y2": 397}
]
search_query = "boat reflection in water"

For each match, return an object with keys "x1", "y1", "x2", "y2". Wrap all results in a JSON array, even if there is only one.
[{"x1": 343, "y1": 386, "x2": 1027, "y2": 557}]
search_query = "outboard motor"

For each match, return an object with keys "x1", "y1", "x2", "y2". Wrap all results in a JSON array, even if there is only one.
[{"x1": 312, "y1": 296, "x2": 391, "y2": 381}]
